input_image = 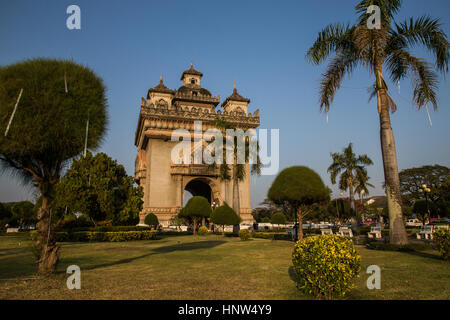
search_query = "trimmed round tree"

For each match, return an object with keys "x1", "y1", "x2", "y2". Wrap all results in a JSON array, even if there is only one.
[
  {"x1": 179, "y1": 196, "x2": 212, "y2": 235},
  {"x1": 270, "y1": 212, "x2": 287, "y2": 225},
  {"x1": 144, "y1": 213, "x2": 159, "y2": 229},
  {"x1": 0, "y1": 59, "x2": 107, "y2": 274},
  {"x1": 268, "y1": 166, "x2": 330, "y2": 241},
  {"x1": 210, "y1": 202, "x2": 241, "y2": 235}
]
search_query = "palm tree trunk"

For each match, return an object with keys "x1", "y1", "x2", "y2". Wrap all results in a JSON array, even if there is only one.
[
  {"x1": 232, "y1": 165, "x2": 240, "y2": 215},
  {"x1": 377, "y1": 88, "x2": 408, "y2": 245},
  {"x1": 349, "y1": 176, "x2": 356, "y2": 214},
  {"x1": 348, "y1": 177, "x2": 358, "y2": 233},
  {"x1": 35, "y1": 192, "x2": 59, "y2": 274},
  {"x1": 232, "y1": 165, "x2": 240, "y2": 235}
]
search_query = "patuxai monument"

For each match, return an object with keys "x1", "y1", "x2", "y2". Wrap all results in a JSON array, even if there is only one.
[{"x1": 134, "y1": 62, "x2": 260, "y2": 227}]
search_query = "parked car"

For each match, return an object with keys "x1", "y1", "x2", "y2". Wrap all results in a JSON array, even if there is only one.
[{"x1": 406, "y1": 219, "x2": 423, "y2": 227}]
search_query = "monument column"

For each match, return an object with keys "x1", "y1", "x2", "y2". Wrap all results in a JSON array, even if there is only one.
[{"x1": 175, "y1": 175, "x2": 183, "y2": 208}]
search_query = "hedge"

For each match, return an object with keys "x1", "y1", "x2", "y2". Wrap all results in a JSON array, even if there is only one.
[
  {"x1": 252, "y1": 232, "x2": 292, "y2": 241},
  {"x1": 366, "y1": 241, "x2": 431, "y2": 252},
  {"x1": 30, "y1": 230, "x2": 157, "y2": 242},
  {"x1": 160, "y1": 231, "x2": 193, "y2": 236},
  {"x1": 239, "y1": 229, "x2": 251, "y2": 241},
  {"x1": 56, "y1": 226, "x2": 152, "y2": 233}
]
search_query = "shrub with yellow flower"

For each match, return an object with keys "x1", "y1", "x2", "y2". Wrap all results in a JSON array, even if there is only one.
[{"x1": 292, "y1": 234, "x2": 361, "y2": 299}]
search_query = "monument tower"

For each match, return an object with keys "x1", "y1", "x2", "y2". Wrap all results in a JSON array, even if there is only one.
[{"x1": 134, "y1": 62, "x2": 260, "y2": 226}]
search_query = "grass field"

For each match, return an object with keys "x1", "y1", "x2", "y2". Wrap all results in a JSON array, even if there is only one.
[{"x1": 0, "y1": 234, "x2": 449, "y2": 300}]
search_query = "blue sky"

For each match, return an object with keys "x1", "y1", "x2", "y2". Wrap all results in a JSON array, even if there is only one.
[{"x1": 1, "y1": 0, "x2": 450, "y2": 208}]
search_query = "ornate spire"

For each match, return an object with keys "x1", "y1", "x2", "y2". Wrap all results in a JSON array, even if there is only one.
[
  {"x1": 148, "y1": 72, "x2": 175, "y2": 97},
  {"x1": 221, "y1": 81, "x2": 250, "y2": 108},
  {"x1": 180, "y1": 61, "x2": 203, "y2": 80}
]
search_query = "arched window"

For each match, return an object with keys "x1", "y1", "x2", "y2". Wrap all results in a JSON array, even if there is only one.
[
  {"x1": 157, "y1": 99, "x2": 168, "y2": 109},
  {"x1": 235, "y1": 107, "x2": 244, "y2": 114},
  {"x1": 191, "y1": 78, "x2": 196, "y2": 84}
]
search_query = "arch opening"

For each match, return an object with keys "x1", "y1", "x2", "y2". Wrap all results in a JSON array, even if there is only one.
[{"x1": 184, "y1": 178, "x2": 212, "y2": 205}]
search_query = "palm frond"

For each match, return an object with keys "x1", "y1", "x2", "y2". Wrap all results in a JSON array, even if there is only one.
[
  {"x1": 319, "y1": 52, "x2": 359, "y2": 112},
  {"x1": 393, "y1": 16, "x2": 450, "y2": 73},
  {"x1": 306, "y1": 23, "x2": 354, "y2": 65},
  {"x1": 356, "y1": 0, "x2": 402, "y2": 27},
  {"x1": 387, "y1": 49, "x2": 438, "y2": 110}
]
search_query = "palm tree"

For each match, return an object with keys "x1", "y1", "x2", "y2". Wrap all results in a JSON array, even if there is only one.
[
  {"x1": 212, "y1": 119, "x2": 261, "y2": 233},
  {"x1": 307, "y1": 0, "x2": 449, "y2": 244},
  {"x1": 328, "y1": 143, "x2": 373, "y2": 219},
  {"x1": 354, "y1": 169, "x2": 375, "y2": 205}
]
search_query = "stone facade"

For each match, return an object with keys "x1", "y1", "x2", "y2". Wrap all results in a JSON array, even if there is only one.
[{"x1": 134, "y1": 63, "x2": 260, "y2": 226}]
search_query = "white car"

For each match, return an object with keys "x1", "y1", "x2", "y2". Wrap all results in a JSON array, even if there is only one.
[{"x1": 406, "y1": 219, "x2": 422, "y2": 227}]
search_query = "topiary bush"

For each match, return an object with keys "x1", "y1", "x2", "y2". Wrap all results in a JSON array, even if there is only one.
[
  {"x1": 179, "y1": 196, "x2": 212, "y2": 235},
  {"x1": 433, "y1": 229, "x2": 450, "y2": 260},
  {"x1": 144, "y1": 213, "x2": 159, "y2": 229},
  {"x1": 292, "y1": 234, "x2": 361, "y2": 300},
  {"x1": 210, "y1": 202, "x2": 241, "y2": 235},
  {"x1": 239, "y1": 229, "x2": 251, "y2": 241},
  {"x1": 197, "y1": 226, "x2": 208, "y2": 236}
]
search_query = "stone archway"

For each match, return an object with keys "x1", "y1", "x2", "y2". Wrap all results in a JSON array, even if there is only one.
[
  {"x1": 184, "y1": 178, "x2": 212, "y2": 203},
  {"x1": 183, "y1": 177, "x2": 222, "y2": 206}
]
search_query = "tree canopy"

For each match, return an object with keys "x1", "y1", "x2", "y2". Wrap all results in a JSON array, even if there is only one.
[
  {"x1": 268, "y1": 166, "x2": 330, "y2": 207},
  {"x1": 399, "y1": 165, "x2": 449, "y2": 204},
  {"x1": 270, "y1": 212, "x2": 287, "y2": 225},
  {"x1": 55, "y1": 152, "x2": 143, "y2": 226},
  {"x1": 180, "y1": 196, "x2": 212, "y2": 219},
  {"x1": 144, "y1": 213, "x2": 159, "y2": 228},
  {"x1": 179, "y1": 196, "x2": 212, "y2": 234},
  {"x1": 210, "y1": 202, "x2": 241, "y2": 235},
  {"x1": 0, "y1": 59, "x2": 107, "y2": 191},
  {"x1": 328, "y1": 143, "x2": 373, "y2": 214},
  {"x1": 268, "y1": 166, "x2": 330, "y2": 241},
  {"x1": 0, "y1": 58, "x2": 108, "y2": 273}
]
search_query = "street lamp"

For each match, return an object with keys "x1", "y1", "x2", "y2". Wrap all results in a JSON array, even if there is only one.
[
  {"x1": 336, "y1": 192, "x2": 344, "y2": 218},
  {"x1": 210, "y1": 201, "x2": 217, "y2": 232},
  {"x1": 419, "y1": 184, "x2": 432, "y2": 224},
  {"x1": 360, "y1": 190, "x2": 366, "y2": 221}
]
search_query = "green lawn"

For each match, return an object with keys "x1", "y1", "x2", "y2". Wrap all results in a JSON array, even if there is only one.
[{"x1": 0, "y1": 234, "x2": 448, "y2": 300}]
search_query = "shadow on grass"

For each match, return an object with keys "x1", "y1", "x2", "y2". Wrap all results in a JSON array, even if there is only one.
[
  {"x1": 0, "y1": 246, "x2": 33, "y2": 256},
  {"x1": 77, "y1": 240, "x2": 226, "y2": 271},
  {"x1": 288, "y1": 266, "x2": 299, "y2": 283},
  {"x1": 400, "y1": 250, "x2": 443, "y2": 261}
]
